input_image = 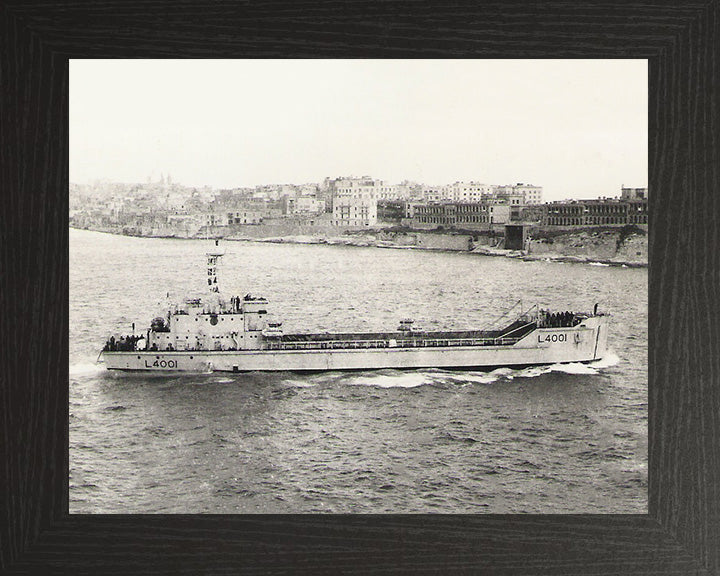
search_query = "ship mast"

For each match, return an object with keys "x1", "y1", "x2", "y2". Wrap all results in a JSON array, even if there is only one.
[{"x1": 206, "y1": 239, "x2": 225, "y2": 294}]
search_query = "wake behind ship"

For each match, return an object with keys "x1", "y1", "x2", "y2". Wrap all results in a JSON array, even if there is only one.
[{"x1": 99, "y1": 242, "x2": 609, "y2": 373}]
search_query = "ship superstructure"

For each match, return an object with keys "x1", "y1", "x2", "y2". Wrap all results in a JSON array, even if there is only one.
[{"x1": 100, "y1": 242, "x2": 609, "y2": 372}]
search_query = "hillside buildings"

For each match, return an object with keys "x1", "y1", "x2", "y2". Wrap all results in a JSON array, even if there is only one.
[
  {"x1": 403, "y1": 187, "x2": 647, "y2": 230},
  {"x1": 417, "y1": 182, "x2": 542, "y2": 205},
  {"x1": 69, "y1": 174, "x2": 646, "y2": 238},
  {"x1": 325, "y1": 178, "x2": 544, "y2": 228}
]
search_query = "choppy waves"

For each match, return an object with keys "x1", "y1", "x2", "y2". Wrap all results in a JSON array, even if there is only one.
[
  {"x1": 282, "y1": 354, "x2": 621, "y2": 390},
  {"x1": 69, "y1": 232, "x2": 646, "y2": 514}
]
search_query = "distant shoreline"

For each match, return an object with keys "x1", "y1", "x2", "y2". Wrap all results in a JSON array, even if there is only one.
[{"x1": 70, "y1": 226, "x2": 648, "y2": 268}]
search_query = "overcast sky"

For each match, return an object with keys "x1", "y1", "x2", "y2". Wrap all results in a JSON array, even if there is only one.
[{"x1": 70, "y1": 59, "x2": 647, "y2": 201}]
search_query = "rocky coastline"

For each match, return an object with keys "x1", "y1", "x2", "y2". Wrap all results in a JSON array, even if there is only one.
[{"x1": 72, "y1": 225, "x2": 648, "y2": 268}]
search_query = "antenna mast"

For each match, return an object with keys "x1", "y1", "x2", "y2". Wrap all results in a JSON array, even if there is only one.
[{"x1": 206, "y1": 239, "x2": 225, "y2": 294}]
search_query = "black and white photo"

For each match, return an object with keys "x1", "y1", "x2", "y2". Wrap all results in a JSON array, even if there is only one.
[{"x1": 70, "y1": 59, "x2": 647, "y2": 514}]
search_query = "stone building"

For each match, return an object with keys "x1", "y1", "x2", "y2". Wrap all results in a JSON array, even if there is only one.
[
  {"x1": 227, "y1": 210, "x2": 263, "y2": 225},
  {"x1": 621, "y1": 186, "x2": 648, "y2": 200},
  {"x1": 331, "y1": 176, "x2": 378, "y2": 226},
  {"x1": 492, "y1": 183, "x2": 543, "y2": 205},
  {"x1": 441, "y1": 182, "x2": 493, "y2": 203},
  {"x1": 543, "y1": 197, "x2": 648, "y2": 226},
  {"x1": 408, "y1": 202, "x2": 510, "y2": 229}
]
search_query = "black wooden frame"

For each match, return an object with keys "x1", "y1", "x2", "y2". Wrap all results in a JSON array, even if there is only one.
[{"x1": 2, "y1": 1, "x2": 718, "y2": 574}]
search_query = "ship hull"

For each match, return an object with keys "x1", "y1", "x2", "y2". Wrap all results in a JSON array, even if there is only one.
[{"x1": 101, "y1": 318, "x2": 609, "y2": 373}]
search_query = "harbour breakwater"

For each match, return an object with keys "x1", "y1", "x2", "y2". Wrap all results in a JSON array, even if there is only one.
[{"x1": 72, "y1": 224, "x2": 647, "y2": 267}]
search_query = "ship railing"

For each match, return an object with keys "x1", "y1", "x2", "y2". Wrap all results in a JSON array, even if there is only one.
[{"x1": 265, "y1": 336, "x2": 523, "y2": 351}]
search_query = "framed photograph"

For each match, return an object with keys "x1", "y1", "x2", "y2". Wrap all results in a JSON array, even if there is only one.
[
  {"x1": 2, "y1": 2, "x2": 718, "y2": 574},
  {"x1": 69, "y1": 59, "x2": 647, "y2": 519}
]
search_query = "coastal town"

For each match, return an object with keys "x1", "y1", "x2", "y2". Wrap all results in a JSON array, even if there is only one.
[{"x1": 70, "y1": 175, "x2": 648, "y2": 266}]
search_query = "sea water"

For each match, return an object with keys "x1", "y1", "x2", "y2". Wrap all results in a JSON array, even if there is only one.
[{"x1": 70, "y1": 229, "x2": 647, "y2": 513}]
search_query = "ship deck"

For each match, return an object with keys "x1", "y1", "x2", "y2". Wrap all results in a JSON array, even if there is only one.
[{"x1": 266, "y1": 322, "x2": 538, "y2": 351}]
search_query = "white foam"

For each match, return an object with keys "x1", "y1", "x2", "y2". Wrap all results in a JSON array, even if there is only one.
[
  {"x1": 454, "y1": 372, "x2": 505, "y2": 385},
  {"x1": 516, "y1": 366, "x2": 552, "y2": 378},
  {"x1": 347, "y1": 372, "x2": 429, "y2": 388},
  {"x1": 69, "y1": 362, "x2": 105, "y2": 377},
  {"x1": 589, "y1": 351, "x2": 620, "y2": 369},
  {"x1": 489, "y1": 367, "x2": 515, "y2": 379},
  {"x1": 443, "y1": 355, "x2": 618, "y2": 384},
  {"x1": 549, "y1": 362, "x2": 598, "y2": 375}
]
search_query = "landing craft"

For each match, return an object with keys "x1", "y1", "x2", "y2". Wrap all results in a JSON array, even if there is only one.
[{"x1": 100, "y1": 242, "x2": 609, "y2": 372}]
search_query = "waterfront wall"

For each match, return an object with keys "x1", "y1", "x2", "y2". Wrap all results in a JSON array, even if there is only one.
[
  {"x1": 375, "y1": 231, "x2": 475, "y2": 251},
  {"x1": 527, "y1": 227, "x2": 647, "y2": 265},
  {"x1": 73, "y1": 223, "x2": 647, "y2": 266},
  {"x1": 223, "y1": 222, "x2": 342, "y2": 240},
  {"x1": 413, "y1": 232, "x2": 473, "y2": 251}
]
